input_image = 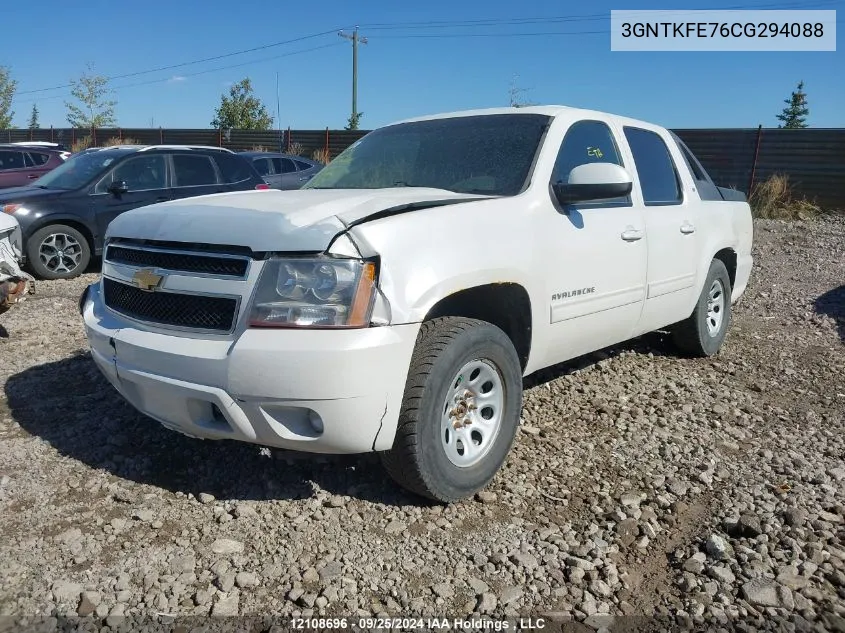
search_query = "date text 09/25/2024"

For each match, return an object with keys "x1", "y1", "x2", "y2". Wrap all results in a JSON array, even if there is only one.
[{"x1": 290, "y1": 617, "x2": 549, "y2": 630}]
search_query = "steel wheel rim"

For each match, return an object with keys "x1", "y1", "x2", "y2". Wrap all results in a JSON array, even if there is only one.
[
  {"x1": 38, "y1": 233, "x2": 83, "y2": 274},
  {"x1": 441, "y1": 359, "x2": 504, "y2": 468},
  {"x1": 706, "y1": 279, "x2": 725, "y2": 336}
]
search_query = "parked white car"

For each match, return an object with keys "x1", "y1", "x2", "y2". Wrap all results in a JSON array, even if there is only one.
[
  {"x1": 80, "y1": 106, "x2": 753, "y2": 502},
  {"x1": 0, "y1": 212, "x2": 34, "y2": 314}
]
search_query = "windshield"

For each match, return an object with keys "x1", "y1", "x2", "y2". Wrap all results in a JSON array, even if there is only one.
[
  {"x1": 34, "y1": 149, "x2": 129, "y2": 190},
  {"x1": 304, "y1": 113, "x2": 550, "y2": 196}
]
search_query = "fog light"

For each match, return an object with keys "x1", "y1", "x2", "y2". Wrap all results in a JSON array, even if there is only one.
[{"x1": 308, "y1": 411, "x2": 324, "y2": 434}]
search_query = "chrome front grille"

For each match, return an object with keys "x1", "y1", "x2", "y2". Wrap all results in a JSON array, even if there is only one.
[
  {"x1": 104, "y1": 243, "x2": 250, "y2": 278},
  {"x1": 102, "y1": 241, "x2": 254, "y2": 334},
  {"x1": 103, "y1": 278, "x2": 238, "y2": 332}
]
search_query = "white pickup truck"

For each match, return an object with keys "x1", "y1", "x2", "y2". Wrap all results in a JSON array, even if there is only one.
[{"x1": 80, "y1": 106, "x2": 753, "y2": 502}]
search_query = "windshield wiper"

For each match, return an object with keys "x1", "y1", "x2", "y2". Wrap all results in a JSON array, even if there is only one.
[
  {"x1": 461, "y1": 189, "x2": 499, "y2": 196},
  {"x1": 392, "y1": 181, "x2": 430, "y2": 188}
]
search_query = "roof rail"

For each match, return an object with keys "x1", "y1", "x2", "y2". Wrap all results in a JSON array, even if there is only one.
[{"x1": 137, "y1": 144, "x2": 234, "y2": 153}]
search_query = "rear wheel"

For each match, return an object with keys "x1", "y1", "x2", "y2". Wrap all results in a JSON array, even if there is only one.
[
  {"x1": 672, "y1": 259, "x2": 732, "y2": 357},
  {"x1": 381, "y1": 317, "x2": 523, "y2": 503},
  {"x1": 26, "y1": 224, "x2": 91, "y2": 280}
]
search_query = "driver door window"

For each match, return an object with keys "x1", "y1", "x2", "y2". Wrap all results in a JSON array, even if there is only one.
[
  {"x1": 96, "y1": 155, "x2": 167, "y2": 193},
  {"x1": 551, "y1": 120, "x2": 631, "y2": 207}
]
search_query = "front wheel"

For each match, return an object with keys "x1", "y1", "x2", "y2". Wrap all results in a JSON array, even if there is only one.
[
  {"x1": 26, "y1": 224, "x2": 91, "y2": 280},
  {"x1": 381, "y1": 317, "x2": 523, "y2": 503},
  {"x1": 671, "y1": 259, "x2": 733, "y2": 357}
]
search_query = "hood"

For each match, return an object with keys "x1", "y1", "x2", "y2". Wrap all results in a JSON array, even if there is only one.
[
  {"x1": 0, "y1": 186, "x2": 64, "y2": 203},
  {"x1": 106, "y1": 188, "x2": 488, "y2": 252}
]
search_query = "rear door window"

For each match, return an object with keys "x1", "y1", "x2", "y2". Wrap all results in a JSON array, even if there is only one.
[
  {"x1": 172, "y1": 154, "x2": 219, "y2": 187},
  {"x1": 26, "y1": 152, "x2": 50, "y2": 166},
  {"x1": 623, "y1": 127, "x2": 683, "y2": 206},
  {"x1": 272, "y1": 157, "x2": 297, "y2": 174},
  {"x1": 0, "y1": 151, "x2": 25, "y2": 171},
  {"x1": 251, "y1": 157, "x2": 274, "y2": 177},
  {"x1": 215, "y1": 153, "x2": 254, "y2": 183},
  {"x1": 294, "y1": 160, "x2": 313, "y2": 171}
]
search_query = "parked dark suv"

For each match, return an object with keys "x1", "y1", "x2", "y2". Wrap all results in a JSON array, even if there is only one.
[{"x1": 0, "y1": 145, "x2": 269, "y2": 279}]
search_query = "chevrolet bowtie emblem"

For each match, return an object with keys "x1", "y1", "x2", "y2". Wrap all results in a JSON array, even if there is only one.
[{"x1": 132, "y1": 269, "x2": 163, "y2": 291}]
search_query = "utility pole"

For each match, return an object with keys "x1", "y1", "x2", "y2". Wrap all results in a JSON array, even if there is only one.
[
  {"x1": 276, "y1": 71, "x2": 282, "y2": 153},
  {"x1": 338, "y1": 26, "x2": 367, "y2": 126}
]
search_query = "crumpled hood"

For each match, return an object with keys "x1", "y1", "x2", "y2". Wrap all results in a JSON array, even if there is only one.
[{"x1": 106, "y1": 188, "x2": 486, "y2": 252}]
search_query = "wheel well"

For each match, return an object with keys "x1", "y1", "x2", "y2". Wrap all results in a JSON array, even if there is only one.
[
  {"x1": 714, "y1": 248, "x2": 737, "y2": 289},
  {"x1": 424, "y1": 283, "x2": 532, "y2": 370},
  {"x1": 27, "y1": 219, "x2": 95, "y2": 257}
]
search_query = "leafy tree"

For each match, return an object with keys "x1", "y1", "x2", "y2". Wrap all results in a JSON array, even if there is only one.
[
  {"x1": 211, "y1": 78, "x2": 273, "y2": 130},
  {"x1": 65, "y1": 63, "x2": 117, "y2": 129},
  {"x1": 0, "y1": 66, "x2": 17, "y2": 129},
  {"x1": 344, "y1": 112, "x2": 363, "y2": 130},
  {"x1": 28, "y1": 104, "x2": 40, "y2": 129},
  {"x1": 776, "y1": 81, "x2": 809, "y2": 129}
]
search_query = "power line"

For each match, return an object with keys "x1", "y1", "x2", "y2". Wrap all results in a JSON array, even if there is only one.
[
  {"x1": 14, "y1": 0, "x2": 839, "y2": 96},
  {"x1": 16, "y1": 28, "x2": 348, "y2": 96},
  {"x1": 14, "y1": 42, "x2": 345, "y2": 105},
  {"x1": 370, "y1": 31, "x2": 607, "y2": 39},
  {"x1": 360, "y1": 0, "x2": 840, "y2": 29}
]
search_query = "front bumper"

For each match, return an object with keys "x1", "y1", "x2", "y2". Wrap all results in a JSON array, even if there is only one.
[{"x1": 81, "y1": 282, "x2": 419, "y2": 454}]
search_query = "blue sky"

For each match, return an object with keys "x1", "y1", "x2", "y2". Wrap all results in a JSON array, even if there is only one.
[{"x1": 3, "y1": 0, "x2": 842, "y2": 130}]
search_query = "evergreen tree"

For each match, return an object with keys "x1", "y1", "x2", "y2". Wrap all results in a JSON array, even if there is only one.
[
  {"x1": 28, "y1": 104, "x2": 40, "y2": 129},
  {"x1": 776, "y1": 81, "x2": 809, "y2": 129}
]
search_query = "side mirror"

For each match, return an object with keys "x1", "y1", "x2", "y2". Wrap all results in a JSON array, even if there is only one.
[
  {"x1": 108, "y1": 180, "x2": 129, "y2": 195},
  {"x1": 552, "y1": 163, "x2": 633, "y2": 206}
]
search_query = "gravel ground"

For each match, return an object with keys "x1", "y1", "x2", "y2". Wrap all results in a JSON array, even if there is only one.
[{"x1": 0, "y1": 217, "x2": 843, "y2": 631}]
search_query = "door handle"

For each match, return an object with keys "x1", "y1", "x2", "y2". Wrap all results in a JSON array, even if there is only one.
[
  {"x1": 27, "y1": 174, "x2": 39, "y2": 179},
  {"x1": 299, "y1": 176, "x2": 311, "y2": 181},
  {"x1": 680, "y1": 223, "x2": 696, "y2": 235},
  {"x1": 621, "y1": 228, "x2": 644, "y2": 242}
]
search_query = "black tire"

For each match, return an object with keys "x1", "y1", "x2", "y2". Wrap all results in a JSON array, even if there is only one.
[
  {"x1": 26, "y1": 224, "x2": 91, "y2": 280},
  {"x1": 672, "y1": 259, "x2": 732, "y2": 357},
  {"x1": 381, "y1": 317, "x2": 523, "y2": 503}
]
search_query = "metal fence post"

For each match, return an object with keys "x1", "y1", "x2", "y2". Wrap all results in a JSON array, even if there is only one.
[{"x1": 748, "y1": 124, "x2": 763, "y2": 194}]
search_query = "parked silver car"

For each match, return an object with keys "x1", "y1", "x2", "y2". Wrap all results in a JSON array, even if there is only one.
[{"x1": 239, "y1": 151, "x2": 323, "y2": 190}]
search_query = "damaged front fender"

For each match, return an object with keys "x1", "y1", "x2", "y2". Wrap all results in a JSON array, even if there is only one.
[{"x1": 0, "y1": 226, "x2": 35, "y2": 315}]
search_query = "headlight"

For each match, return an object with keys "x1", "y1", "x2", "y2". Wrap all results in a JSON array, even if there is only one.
[{"x1": 248, "y1": 257, "x2": 377, "y2": 328}]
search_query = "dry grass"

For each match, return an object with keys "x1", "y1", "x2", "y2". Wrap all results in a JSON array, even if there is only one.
[
  {"x1": 311, "y1": 148, "x2": 331, "y2": 164},
  {"x1": 250, "y1": 144, "x2": 268, "y2": 152},
  {"x1": 749, "y1": 174, "x2": 821, "y2": 220},
  {"x1": 287, "y1": 142, "x2": 304, "y2": 156},
  {"x1": 70, "y1": 136, "x2": 93, "y2": 153},
  {"x1": 102, "y1": 137, "x2": 140, "y2": 147}
]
